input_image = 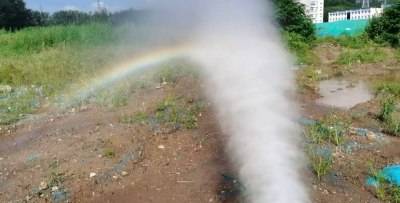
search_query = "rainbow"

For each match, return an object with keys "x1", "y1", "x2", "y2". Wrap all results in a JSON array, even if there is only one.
[{"x1": 69, "y1": 44, "x2": 190, "y2": 101}]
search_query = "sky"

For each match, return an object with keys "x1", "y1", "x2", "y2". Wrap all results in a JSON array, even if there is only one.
[{"x1": 24, "y1": 0, "x2": 152, "y2": 13}]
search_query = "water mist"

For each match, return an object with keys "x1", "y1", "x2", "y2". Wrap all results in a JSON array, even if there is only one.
[{"x1": 143, "y1": 0, "x2": 309, "y2": 202}]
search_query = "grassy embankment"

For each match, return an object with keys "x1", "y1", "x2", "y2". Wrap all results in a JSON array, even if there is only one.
[{"x1": 0, "y1": 23, "x2": 198, "y2": 125}]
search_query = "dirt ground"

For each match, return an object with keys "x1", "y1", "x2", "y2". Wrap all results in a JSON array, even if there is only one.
[{"x1": 1, "y1": 44, "x2": 400, "y2": 203}]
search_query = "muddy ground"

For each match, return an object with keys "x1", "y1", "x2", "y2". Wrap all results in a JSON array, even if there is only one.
[{"x1": 1, "y1": 44, "x2": 400, "y2": 203}]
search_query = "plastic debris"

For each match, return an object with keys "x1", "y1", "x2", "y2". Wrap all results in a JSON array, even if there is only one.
[
  {"x1": 345, "y1": 141, "x2": 361, "y2": 153},
  {"x1": 323, "y1": 172, "x2": 346, "y2": 190},
  {"x1": 297, "y1": 118, "x2": 317, "y2": 126},
  {"x1": 26, "y1": 154, "x2": 40, "y2": 162},
  {"x1": 52, "y1": 190, "x2": 70, "y2": 203},
  {"x1": 367, "y1": 165, "x2": 400, "y2": 188},
  {"x1": 353, "y1": 127, "x2": 389, "y2": 144},
  {"x1": 103, "y1": 153, "x2": 139, "y2": 178}
]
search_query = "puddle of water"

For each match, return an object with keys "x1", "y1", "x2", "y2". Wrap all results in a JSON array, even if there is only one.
[{"x1": 317, "y1": 80, "x2": 373, "y2": 110}]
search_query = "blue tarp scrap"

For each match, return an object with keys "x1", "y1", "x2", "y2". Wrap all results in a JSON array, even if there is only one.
[
  {"x1": 316, "y1": 148, "x2": 332, "y2": 161},
  {"x1": 52, "y1": 190, "x2": 70, "y2": 203},
  {"x1": 26, "y1": 154, "x2": 40, "y2": 162},
  {"x1": 353, "y1": 127, "x2": 389, "y2": 144},
  {"x1": 297, "y1": 118, "x2": 317, "y2": 126},
  {"x1": 345, "y1": 141, "x2": 361, "y2": 153},
  {"x1": 219, "y1": 173, "x2": 251, "y2": 202},
  {"x1": 323, "y1": 172, "x2": 346, "y2": 190},
  {"x1": 103, "y1": 153, "x2": 139, "y2": 178},
  {"x1": 366, "y1": 165, "x2": 400, "y2": 188}
]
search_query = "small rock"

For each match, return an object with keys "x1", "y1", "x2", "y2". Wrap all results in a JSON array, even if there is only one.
[
  {"x1": 158, "y1": 145, "x2": 165, "y2": 149},
  {"x1": 98, "y1": 155, "x2": 102, "y2": 158},
  {"x1": 25, "y1": 196, "x2": 31, "y2": 201},
  {"x1": 121, "y1": 171, "x2": 128, "y2": 176},
  {"x1": 323, "y1": 189, "x2": 329, "y2": 195},
  {"x1": 90, "y1": 173, "x2": 97, "y2": 178},
  {"x1": 366, "y1": 131, "x2": 376, "y2": 141},
  {"x1": 51, "y1": 186, "x2": 59, "y2": 192},
  {"x1": 39, "y1": 181, "x2": 48, "y2": 190},
  {"x1": 313, "y1": 185, "x2": 317, "y2": 190},
  {"x1": 112, "y1": 175, "x2": 118, "y2": 179}
]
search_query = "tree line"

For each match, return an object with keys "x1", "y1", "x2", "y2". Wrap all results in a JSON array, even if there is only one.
[{"x1": 0, "y1": 0, "x2": 149, "y2": 31}]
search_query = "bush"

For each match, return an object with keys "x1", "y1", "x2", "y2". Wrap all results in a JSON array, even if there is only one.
[
  {"x1": 365, "y1": 0, "x2": 400, "y2": 46},
  {"x1": 270, "y1": 0, "x2": 316, "y2": 44}
]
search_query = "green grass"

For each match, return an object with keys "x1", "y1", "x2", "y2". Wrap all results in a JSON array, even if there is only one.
[
  {"x1": 366, "y1": 161, "x2": 400, "y2": 202},
  {"x1": 304, "y1": 114, "x2": 350, "y2": 146},
  {"x1": 307, "y1": 145, "x2": 333, "y2": 180},
  {"x1": 336, "y1": 47, "x2": 388, "y2": 65},
  {"x1": 103, "y1": 149, "x2": 115, "y2": 158},
  {"x1": 372, "y1": 83, "x2": 400, "y2": 98},
  {"x1": 283, "y1": 32, "x2": 320, "y2": 65},
  {"x1": 0, "y1": 23, "x2": 118, "y2": 55},
  {"x1": 0, "y1": 23, "x2": 200, "y2": 124},
  {"x1": 317, "y1": 32, "x2": 373, "y2": 49}
]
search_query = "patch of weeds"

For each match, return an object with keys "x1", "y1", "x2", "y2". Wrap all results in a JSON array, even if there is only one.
[
  {"x1": 49, "y1": 160, "x2": 59, "y2": 170},
  {"x1": 336, "y1": 47, "x2": 388, "y2": 65},
  {"x1": 48, "y1": 171, "x2": 63, "y2": 187},
  {"x1": 378, "y1": 95, "x2": 396, "y2": 123},
  {"x1": 334, "y1": 70, "x2": 344, "y2": 77},
  {"x1": 350, "y1": 162, "x2": 359, "y2": 185},
  {"x1": 376, "y1": 95, "x2": 400, "y2": 136},
  {"x1": 307, "y1": 145, "x2": 333, "y2": 180},
  {"x1": 303, "y1": 125, "x2": 325, "y2": 144},
  {"x1": 373, "y1": 83, "x2": 400, "y2": 98},
  {"x1": 305, "y1": 114, "x2": 350, "y2": 146},
  {"x1": 134, "y1": 111, "x2": 147, "y2": 121},
  {"x1": 306, "y1": 69, "x2": 321, "y2": 81},
  {"x1": 103, "y1": 149, "x2": 115, "y2": 158},
  {"x1": 153, "y1": 94, "x2": 203, "y2": 129},
  {"x1": 118, "y1": 113, "x2": 131, "y2": 123}
]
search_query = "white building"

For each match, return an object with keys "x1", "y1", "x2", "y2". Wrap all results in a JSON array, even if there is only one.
[
  {"x1": 298, "y1": 0, "x2": 324, "y2": 23},
  {"x1": 328, "y1": 7, "x2": 383, "y2": 22}
]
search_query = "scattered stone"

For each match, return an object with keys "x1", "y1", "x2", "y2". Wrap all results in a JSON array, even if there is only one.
[
  {"x1": 90, "y1": 173, "x2": 97, "y2": 178},
  {"x1": 98, "y1": 155, "x2": 103, "y2": 158},
  {"x1": 323, "y1": 190, "x2": 329, "y2": 195},
  {"x1": 112, "y1": 175, "x2": 118, "y2": 179},
  {"x1": 313, "y1": 185, "x2": 318, "y2": 190},
  {"x1": 121, "y1": 171, "x2": 128, "y2": 176},
  {"x1": 51, "y1": 186, "x2": 59, "y2": 192},
  {"x1": 158, "y1": 145, "x2": 165, "y2": 149},
  {"x1": 25, "y1": 196, "x2": 31, "y2": 201},
  {"x1": 39, "y1": 181, "x2": 48, "y2": 190},
  {"x1": 366, "y1": 131, "x2": 376, "y2": 141}
]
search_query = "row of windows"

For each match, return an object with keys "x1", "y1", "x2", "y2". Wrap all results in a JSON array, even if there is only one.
[
  {"x1": 329, "y1": 15, "x2": 371, "y2": 21},
  {"x1": 329, "y1": 10, "x2": 371, "y2": 16}
]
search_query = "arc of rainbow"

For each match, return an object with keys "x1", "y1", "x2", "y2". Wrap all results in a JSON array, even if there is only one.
[{"x1": 69, "y1": 45, "x2": 190, "y2": 101}]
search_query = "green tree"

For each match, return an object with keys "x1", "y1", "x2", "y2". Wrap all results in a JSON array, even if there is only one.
[
  {"x1": 270, "y1": 0, "x2": 316, "y2": 44},
  {"x1": 51, "y1": 10, "x2": 92, "y2": 25},
  {"x1": 0, "y1": 0, "x2": 32, "y2": 31},
  {"x1": 365, "y1": 0, "x2": 400, "y2": 46}
]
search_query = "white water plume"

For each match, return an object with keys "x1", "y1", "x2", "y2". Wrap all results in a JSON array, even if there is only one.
[{"x1": 142, "y1": 0, "x2": 309, "y2": 202}]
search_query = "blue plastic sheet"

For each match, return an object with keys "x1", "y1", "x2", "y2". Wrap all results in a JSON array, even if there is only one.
[
  {"x1": 366, "y1": 165, "x2": 400, "y2": 188},
  {"x1": 316, "y1": 19, "x2": 369, "y2": 37},
  {"x1": 26, "y1": 154, "x2": 40, "y2": 162}
]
